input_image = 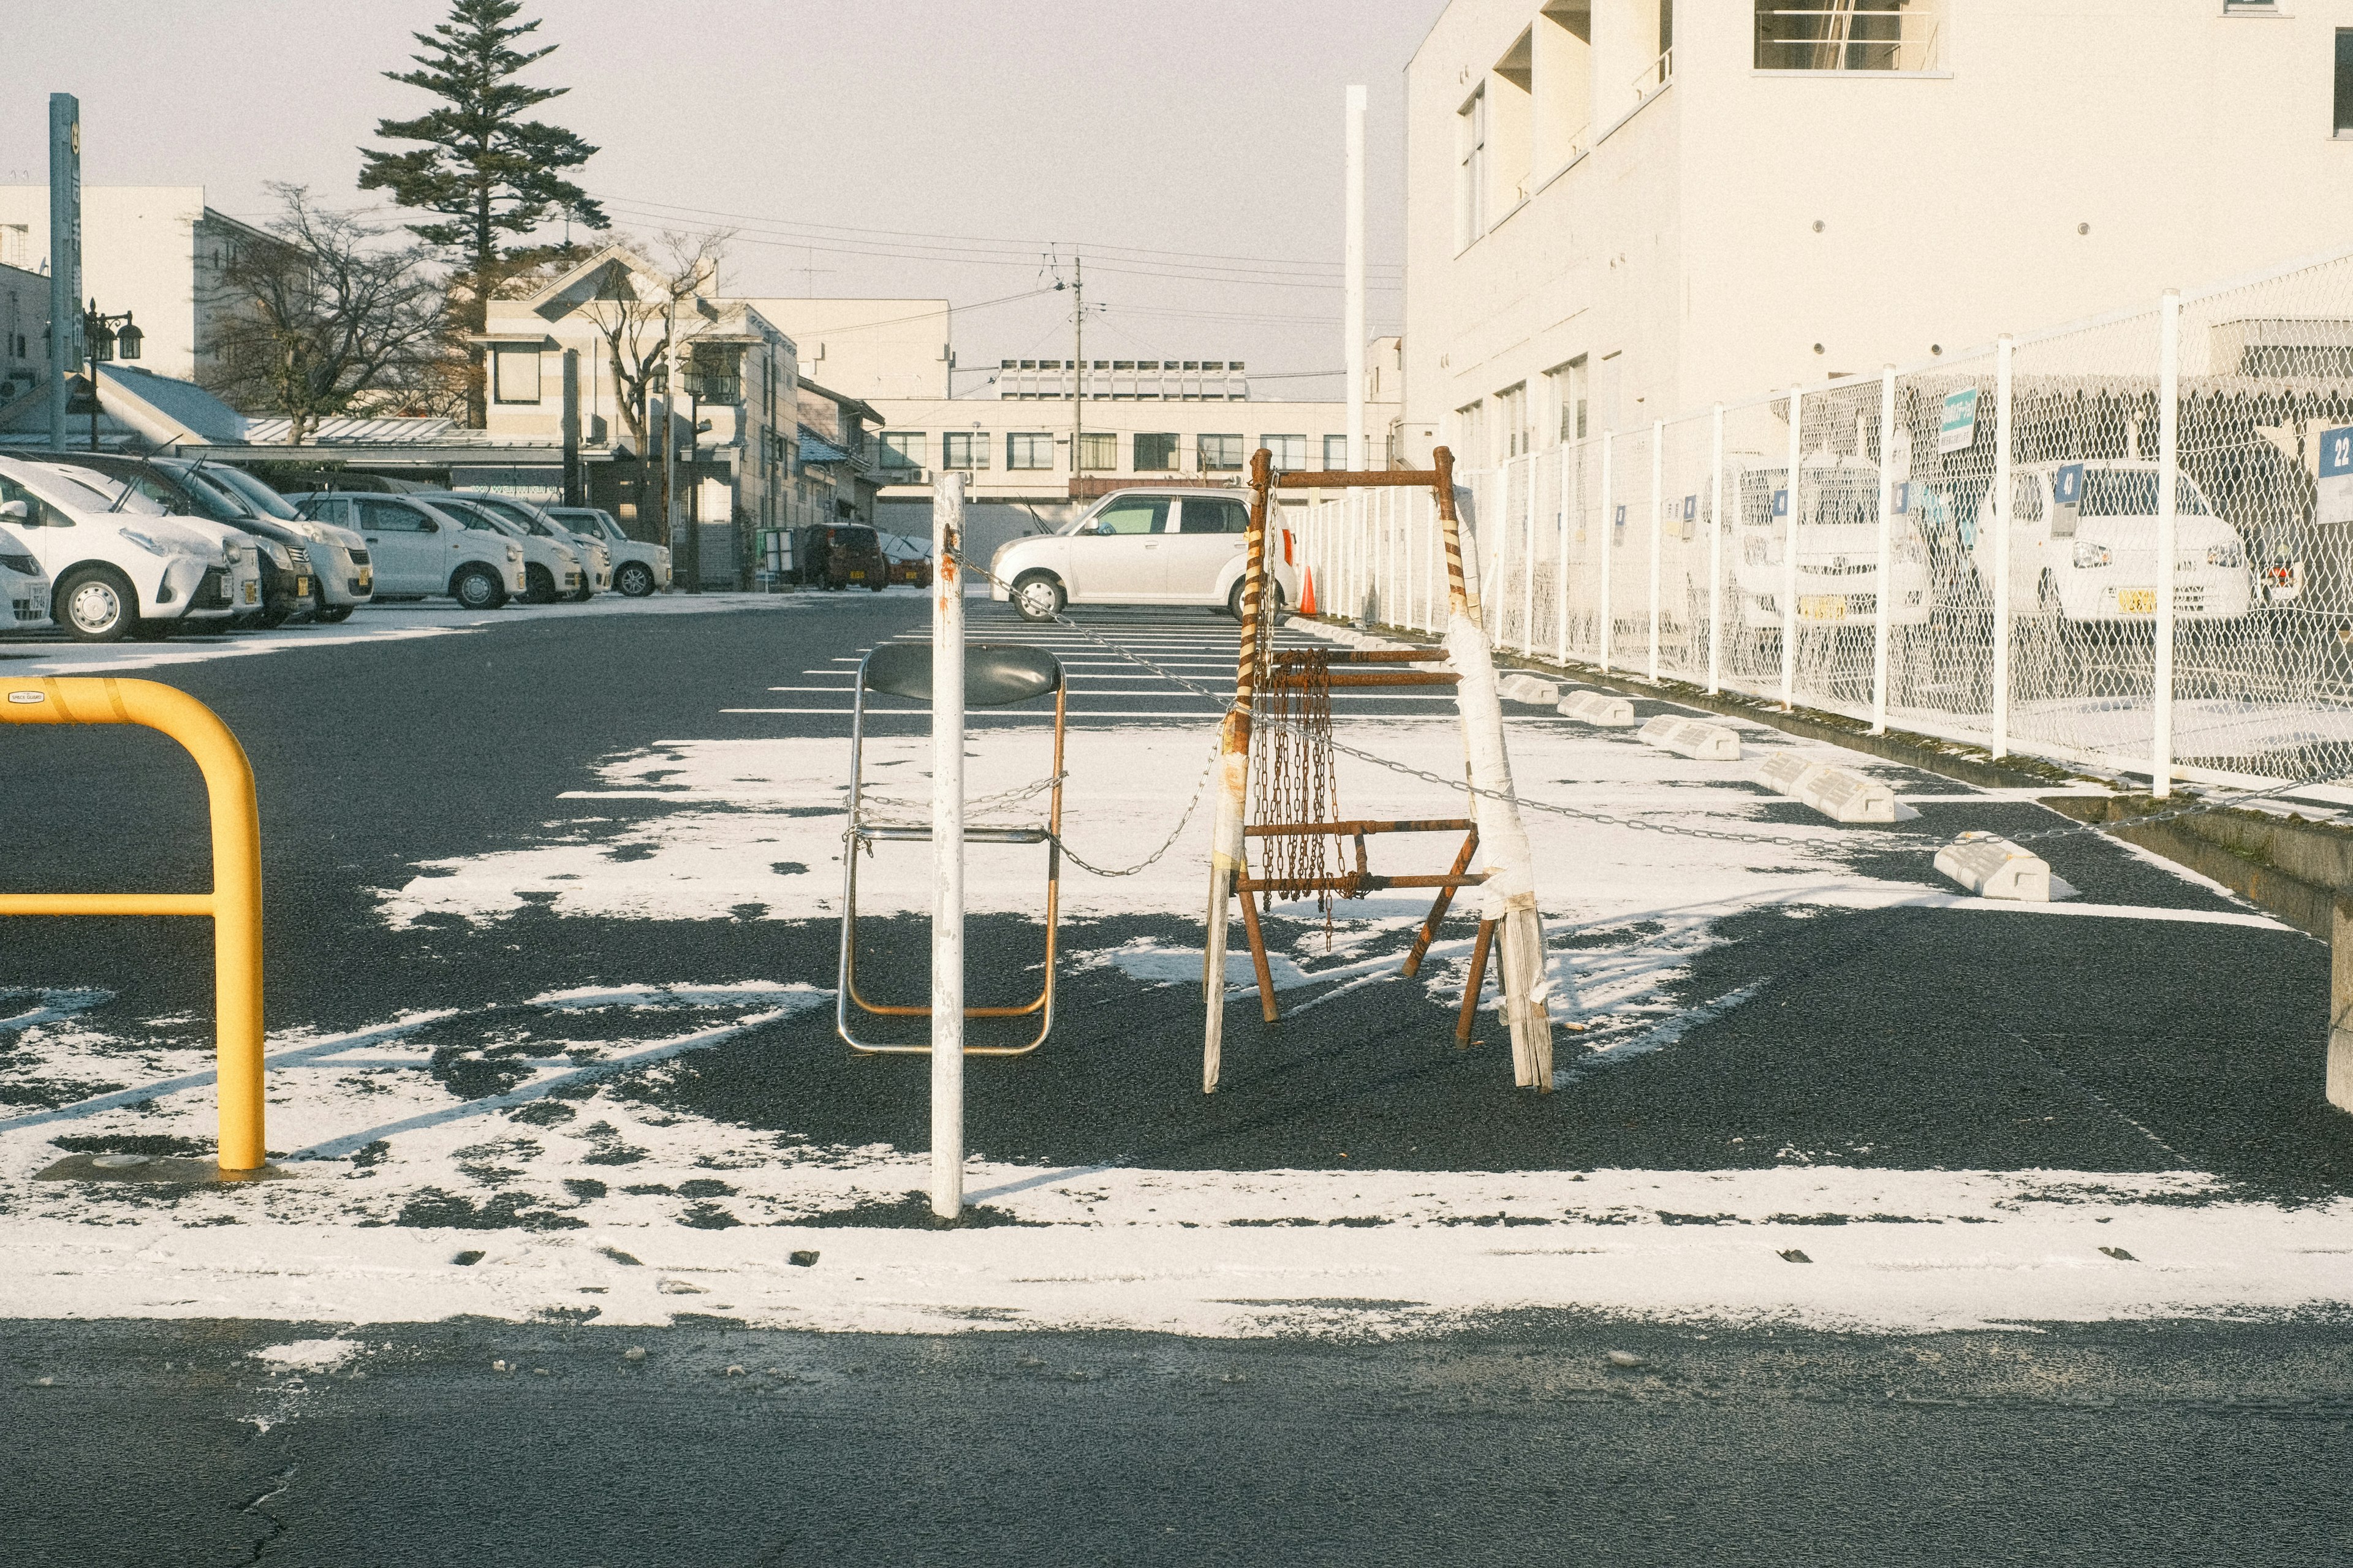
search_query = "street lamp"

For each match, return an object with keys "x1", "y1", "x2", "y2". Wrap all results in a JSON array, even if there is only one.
[{"x1": 80, "y1": 299, "x2": 139, "y2": 452}]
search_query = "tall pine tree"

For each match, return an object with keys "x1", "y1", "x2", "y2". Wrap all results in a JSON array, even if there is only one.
[{"x1": 358, "y1": 0, "x2": 608, "y2": 425}]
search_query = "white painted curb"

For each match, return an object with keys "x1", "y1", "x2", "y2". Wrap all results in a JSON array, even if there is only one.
[
  {"x1": 1639, "y1": 715, "x2": 1742, "y2": 761},
  {"x1": 1499, "y1": 673, "x2": 1562, "y2": 705},
  {"x1": 1934, "y1": 832, "x2": 2053, "y2": 901},
  {"x1": 1755, "y1": 751, "x2": 1898, "y2": 824},
  {"x1": 1558, "y1": 690, "x2": 1636, "y2": 727}
]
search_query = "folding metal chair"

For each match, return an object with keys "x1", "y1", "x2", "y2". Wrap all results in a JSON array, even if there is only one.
[{"x1": 836, "y1": 642, "x2": 1065, "y2": 1055}]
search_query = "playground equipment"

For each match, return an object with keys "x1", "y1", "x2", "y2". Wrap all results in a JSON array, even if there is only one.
[{"x1": 1201, "y1": 447, "x2": 1556, "y2": 1093}]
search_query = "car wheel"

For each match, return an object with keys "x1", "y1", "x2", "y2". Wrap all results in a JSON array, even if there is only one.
[
  {"x1": 1012, "y1": 573, "x2": 1064, "y2": 622},
  {"x1": 55, "y1": 566, "x2": 137, "y2": 642},
  {"x1": 314, "y1": 604, "x2": 355, "y2": 624},
  {"x1": 868, "y1": 577, "x2": 887, "y2": 593},
  {"x1": 1227, "y1": 578, "x2": 1289, "y2": 622},
  {"x1": 521, "y1": 564, "x2": 557, "y2": 604},
  {"x1": 616, "y1": 561, "x2": 655, "y2": 597},
  {"x1": 452, "y1": 564, "x2": 508, "y2": 610}
]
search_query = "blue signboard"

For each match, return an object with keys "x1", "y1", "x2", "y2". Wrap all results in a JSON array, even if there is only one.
[
  {"x1": 1771, "y1": 488, "x2": 1789, "y2": 520},
  {"x1": 1682, "y1": 494, "x2": 1697, "y2": 521},
  {"x1": 1892, "y1": 481, "x2": 1911, "y2": 515},
  {"x1": 2320, "y1": 426, "x2": 2353, "y2": 525},
  {"x1": 1938, "y1": 388, "x2": 1980, "y2": 455},
  {"x1": 1612, "y1": 503, "x2": 1626, "y2": 545},
  {"x1": 2053, "y1": 463, "x2": 2085, "y2": 506}
]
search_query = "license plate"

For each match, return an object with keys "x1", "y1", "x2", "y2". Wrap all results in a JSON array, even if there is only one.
[
  {"x1": 295, "y1": 577, "x2": 309, "y2": 597},
  {"x1": 848, "y1": 571, "x2": 865, "y2": 580},
  {"x1": 2117, "y1": 588, "x2": 2157, "y2": 614},
  {"x1": 358, "y1": 570, "x2": 373, "y2": 590},
  {"x1": 243, "y1": 581, "x2": 259, "y2": 605},
  {"x1": 1798, "y1": 594, "x2": 1846, "y2": 622}
]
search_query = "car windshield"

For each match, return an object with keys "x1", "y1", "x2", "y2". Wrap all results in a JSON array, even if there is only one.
[
  {"x1": 1077, "y1": 498, "x2": 1167, "y2": 535},
  {"x1": 2079, "y1": 469, "x2": 2213, "y2": 517},
  {"x1": 41, "y1": 464, "x2": 167, "y2": 515},
  {"x1": 830, "y1": 527, "x2": 877, "y2": 545},
  {"x1": 463, "y1": 496, "x2": 555, "y2": 534},
  {"x1": 441, "y1": 500, "x2": 519, "y2": 534},
  {"x1": 200, "y1": 465, "x2": 302, "y2": 519},
  {"x1": 174, "y1": 468, "x2": 262, "y2": 520},
  {"x1": 548, "y1": 509, "x2": 614, "y2": 541}
]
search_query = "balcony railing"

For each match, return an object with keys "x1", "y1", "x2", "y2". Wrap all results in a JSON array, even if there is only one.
[{"x1": 1631, "y1": 45, "x2": 1673, "y2": 107}]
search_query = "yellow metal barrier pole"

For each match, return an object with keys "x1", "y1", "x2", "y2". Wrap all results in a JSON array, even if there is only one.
[{"x1": 0, "y1": 677, "x2": 266, "y2": 1171}]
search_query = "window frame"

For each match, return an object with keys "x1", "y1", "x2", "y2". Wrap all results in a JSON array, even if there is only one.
[
  {"x1": 877, "y1": 431, "x2": 926, "y2": 471},
  {"x1": 1750, "y1": 0, "x2": 1952, "y2": 78},
  {"x1": 1198, "y1": 434, "x2": 1246, "y2": 472},
  {"x1": 1134, "y1": 432, "x2": 1180, "y2": 472},
  {"x1": 1006, "y1": 431, "x2": 1056, "y2": 471},
  {"x1": 941, "y1": 431, "x2": 990, "y2": 471},
  {"x1": 1261, "y1": 434, "x2": 1307, "y2": 471},
  {"x1": 491, "y1": 345, "x2": 544, "y2": 405}
]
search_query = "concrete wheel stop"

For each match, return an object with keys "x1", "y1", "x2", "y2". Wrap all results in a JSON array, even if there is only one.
[{"x1": 35, "y1": 1152, "x2": 298, "y2": 1185}]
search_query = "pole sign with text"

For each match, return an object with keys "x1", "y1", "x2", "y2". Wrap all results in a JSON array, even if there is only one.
[
  {"x1": 2050, "y1": 462, "x2": 2084, "y2": 539},
  {"x1": 2319, "y1": 426, "x2": 2353, "y2": 526},
  {"x1": 48, "y1": 94, "x2": 80, "y2": 452},
  {"x1": 1938, "y1": 387, "x2": 1980, "y2": 455}
]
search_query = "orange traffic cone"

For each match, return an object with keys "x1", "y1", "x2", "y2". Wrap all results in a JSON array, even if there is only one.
[{"x1": 1298, "y1": 567, "x2": 1318, "y2": 616}]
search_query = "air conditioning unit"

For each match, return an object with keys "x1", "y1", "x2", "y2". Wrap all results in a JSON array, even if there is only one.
[{"x1": 881, "y1": 468, "x2": 929, "y2": 486}]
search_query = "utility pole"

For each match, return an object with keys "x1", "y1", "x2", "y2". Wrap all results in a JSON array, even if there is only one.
[
  {"x1": 1071, "y1": 254, "x2": 1085, "y2": 486},
  {"x1": 47, "y1": 94, "x2": 80, "y2": 455},
  {"x1": 1344, "y1": 85, "x2": 1367, "y2": 472}
]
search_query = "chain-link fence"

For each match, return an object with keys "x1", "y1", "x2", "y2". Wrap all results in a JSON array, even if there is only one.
[{"x1": 1312, "y1": 242, "x2": 2353, "y2": 796}]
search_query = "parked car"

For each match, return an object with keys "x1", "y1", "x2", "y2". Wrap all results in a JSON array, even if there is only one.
[
  {"x1": 1971, "y1": 460, "x2": 2254, "y2": 624},
  {"x1": 1727, "y1": 456, "x2": 1936, "y2": 632},
  {"x1": 5, "y1": 452, "x2": 317, "y2": 629},
  {"x1": 798, "y1": 523, "x2": 889, "y2": 591},
  {"x1": 0, "y1": 456, "x2": 238, "y2": 641},
  {"x1": 198, "y1": 464, "x2": 376, "y2": 623},
  {"x1": 292, "y1": 491, "x2": 526, "y2": 610},
  {"x1": 545, "y1": 506, "x2": 670, "y2": 597},
  {"x1": 987, "y1": 487, "x2": 1298, "y2": 621},
  {"x1": 410, "y1": 490, "x2": 583, "y2": 604},
  {"x1": 0, "y1": 520, "x2": 52, "y2": 633},
  {"x1": 882, "y1": 533, "x2": 933, "y2": 589},
  {"x1": 454, "y1": 493, "x2": 607, "y2": 600}
]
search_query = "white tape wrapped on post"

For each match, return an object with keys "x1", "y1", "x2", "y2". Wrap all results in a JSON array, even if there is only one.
[
  {"x1": 1557, "y1": 689, "x2": 1636, "y2": 727},
  {"x1": 1498, "y1": 673, "x2": 1561, "y2": 705},
  {"x1": 1754, "y1": 751, "x2": 1897, "y2": 824},
  {"x1": 1934, "y1": 832, "x2": 2052, "y2": 902},
  {"x1": 1639, "y1": 715, "x2": 1741, "y2": 761}
]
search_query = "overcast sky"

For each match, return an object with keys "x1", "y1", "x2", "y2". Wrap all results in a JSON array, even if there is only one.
[{"x1": 4, "y1": 0, "x2": 1438, "y2": 398}]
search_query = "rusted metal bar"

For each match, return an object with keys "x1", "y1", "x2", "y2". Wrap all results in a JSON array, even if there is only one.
[
  {"x1": 1273, "y1": 469, "x2": 1441, "y2": 490},
  {"x1": 1433, "y1": 445, "x2": 1473, "y2": 619},
  {"x1": 1245, "y1": 817, "x2": 1474, "y2": 838},
  {"x1": 1272, "y1": 649, "x2": 1449, "y2": 664},
  {"x1": 1457, "y1": 917, "x2": 1497, "y2": 1043},
  {"x1": 1236, "y1": 886, "x2": 1279, "y2": 1024},
  {"x1": 1268, "y1": 670, "x2": 1459, "y2": 689},
  {"x1": 1401, "y1": 827, "x2": 1480, "y2": 979},
  {"x1": 1235, "y1": 873, "x2": 1488, "y2": 894}
]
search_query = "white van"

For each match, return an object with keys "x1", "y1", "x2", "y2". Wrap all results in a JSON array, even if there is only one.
[
  {"x1": 547, "y1": 506, "x2": 670, "y2": 597},
  {"x1": 988, "y1": 487, "x2": 1299, "y2": 621},
  {"x1": 411, "y1": 491, "x2": 582, "y2": 604},
  {"x1": 457, "y1": 493, "x2": 607, "y2": 599},
  {"x1": 0, "y1": 456, "x2": 233, "y2": 640},
  {"x1": 1730, "y1": 456, "x2": 1935, "y2": 632},
  {"x1": 292, "y1": 492, "x2": 526, "y2": 610},
  {"x1": 1972, "y1": 460, "x2": 2252, "y2": 623}
]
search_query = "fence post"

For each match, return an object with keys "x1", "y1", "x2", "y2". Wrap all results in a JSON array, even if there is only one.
[
  {"x1": 1873, "y1": 364, "x2": 1896, "y2": 734},
  {"x1": 1521, "y1": 455, "x2": 1538, "y2": 657},
  {"x1": 1648, "y1": 418, "x2": 1664, "y2": 682},
  {"x1": 1783, "y1": 385, "x2": 1802, "y2": 710},
  {"x1": 1599, "y1": 430, "x2": 1616, "y2": 674},
  {"x1": 2154, "y1": 290, "x2": 2180, "y2": 798},
  {"x1": 1993, "y1": 335, "x2": 2015, "y2": 759},
  {"x1": 930, "y1": 472, "x2": 966, "y2": 1221},
  {"x1": 1708, "y1": 404, "x2": 1725, "y2": 695},
  {"x1": 1555, "y1": 442, "x2": 1571, "y2": 666}
]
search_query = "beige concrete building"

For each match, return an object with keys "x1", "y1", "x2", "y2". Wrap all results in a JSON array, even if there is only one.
[
  {"x1": 0, "y1": 260, "x2": 53, "y2": 415},
  {"x1": 1404, "y1": 0, "x2": 2353, "y2": 468}
]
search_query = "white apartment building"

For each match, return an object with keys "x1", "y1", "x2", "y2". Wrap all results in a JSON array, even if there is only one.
[
  {"x1": 0, "y1": 260, "x2": 51, "y2": 412},
  {"x1": 1406, "y1": 0, "x2": 2353, "y2": 468},
  {"x1": 740, "y1": 298, "x2": 953, "y2": 401},
  {"x1": 0, "y1": 186, "x2": 277, "y2": 384}
]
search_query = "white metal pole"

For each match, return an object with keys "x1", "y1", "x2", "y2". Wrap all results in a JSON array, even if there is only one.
[
  {"x1": 930, "y1": 472, "x2": 966, "y2": 1221},
  {"x1": 1782, "y1": 385, "x2": 1802, "y2": 710},
  {"x1": 1345, "y1": 84, "x2": 1367, "y2": 476},
  {"x1": 1992, "y1": 336, "x2": 2015, "y2": 759},
  {"x1": 1599, "y1": 431, "x2": 1616, "y2": 673},
  {"x1": 1521, "y1": 456, "x2": 1537, "y2": 657},
  {"x1": 1648, "y1": 418, "x2": 1664, "y2": 682},
  {"x1": 1555, "y1": 442, "x2": 1571, "y2": 665},
  {"x1": 2154, "y1": 290, "x2": 2180, "y2": 798},
  {"x1": 1873, "y1": 364, "x2": 1896, "y2": 734},
  {"x1": 1708, "y1": 404, "x2": 1724, "y2": 695}
]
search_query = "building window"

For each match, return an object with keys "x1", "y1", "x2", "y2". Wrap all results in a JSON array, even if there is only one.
[
  {"x1": 1547, "y1": 357, "x2": 1588, "y2": 444},
  {"x1": 1456, "y1": 401, "x2": 1487, "y2": 468},
  {"x1": 1135, "y1": 432, "x2": 1180, "y2": 471},
  {"x1": 1498, "y1": 384, "x2": 1529, "y2": 458},
  {"x1": 2337, "y1": 30, "x2": 2353, "y2": 137},
  {"x1": 1262, "y1": 434, "x2": 1306, "y2": 471},
  {"x1": 942, "y1": 431, "x2": 990, "y2": 470},
  {"x1": 1199, "y1": 434, "x2": 1245, "y2": 471},
  {"x1": 878, "y1": 431, "x2": 925, "y2": 470},
  {"x1": 491, "y1": 346, "x2": 542, "y2": 404},
  {"x1": 1007, "y1": 431, "x2": 1055, "y2": 470},
  {"x1": 1323, "y1": 433, "x2": 1350, "y2": 470},
  {"x1": 1077, "y1": 431, "x2": 1116, "y2": 471},
  {"x1": 1490, "y1": 30, "x2": 1534, "y2": 216},
  {"x1": 1456, "y1": 87, "x2": 1486, "y2": 247},
  {"x1": 1755, "y1": 1, "x2": 1944, "y2": 72}
]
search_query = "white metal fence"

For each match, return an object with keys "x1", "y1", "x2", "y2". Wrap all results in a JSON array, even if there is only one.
[{"x1": 1295, "y1": 243, "x2": 2353, "y2": 797}]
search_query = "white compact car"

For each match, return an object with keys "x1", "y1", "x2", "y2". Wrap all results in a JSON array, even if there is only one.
[
  {"x1": 0, "y1": 456, "x2": 235, "y2": 641},
  {"x1": 1729, "y1": 458, "x2": 1936, "y2": 632},
  {"x1": 1972, "y1": 460, "x2": 2253, "y2": 623},
  {"x1": 412, "y1": 491, "x2": 581, "y2": 604},
  {"x1": 988, "y1": 487, "x2": 1299, "y2": 621},
  {"x1": 458, "y1": 493, "x2": 607, "y2": 600},
  {"x1": 547, "y1": 505, "x2": 670, "y2": 597},
  {"x1": 0, "y1": 521, "x2": 51, "y2": 632},
  {"x1": 198, "y1": 464, "x2": 375, "y2": 622},
  {"x1": 293, "y1": 492, "x2": 527, "y2": 609}
]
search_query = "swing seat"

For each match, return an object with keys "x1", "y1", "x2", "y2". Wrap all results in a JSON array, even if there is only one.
[{"x1": 836, "y1": 642, "x2": 1066, "y2": 1055}]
